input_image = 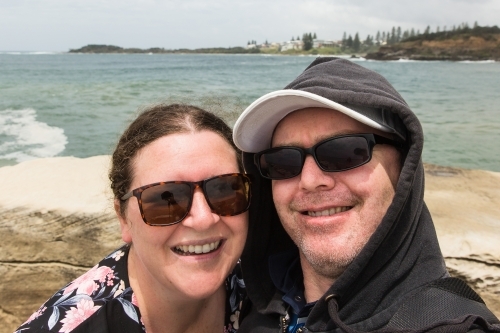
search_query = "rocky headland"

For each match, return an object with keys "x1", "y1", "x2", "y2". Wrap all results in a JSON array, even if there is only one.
[
  {"x1": 365, "y1": 25, "x2": 500, "y2": 61},
  {"x1": 0, "y1": 156, "x2": 499, "y2": 332}
]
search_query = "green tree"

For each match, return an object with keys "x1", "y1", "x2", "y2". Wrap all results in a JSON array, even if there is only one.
[
  {"x1": 353, "y1": 33, "x2": 361, "y2": 51},
  {"x1": 347, "y1": 35, "x2": 353, "y2": 48},
  {"x1": 363, "y1": 34, "x2": 373, "y2": 47},
  {"x1": 390, "y1": 27, "x2": 396, "y2": 44},
  {"x1": 302, "y1": 33, "x2": 313, "y2": 51},
  {"x1": 313, "y1": 32, "x2": 317, "y2": 39}
]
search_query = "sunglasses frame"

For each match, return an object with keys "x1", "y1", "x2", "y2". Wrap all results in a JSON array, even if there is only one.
[
  {"x1": 121, "y1": 173, "x2": 251, "y2": 226},
  {"x1": 255, "y1": 133, "x2": 404, "y2": 180}
]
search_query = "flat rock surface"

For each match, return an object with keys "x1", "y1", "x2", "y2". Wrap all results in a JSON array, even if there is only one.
[{"x1": 0, "y1": 157, "x2": 499, "y2": 332}]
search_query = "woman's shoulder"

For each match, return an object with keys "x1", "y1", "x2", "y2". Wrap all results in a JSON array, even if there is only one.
[{"x1": 14, "y1": 245, "x2": 144, "y2": 333}]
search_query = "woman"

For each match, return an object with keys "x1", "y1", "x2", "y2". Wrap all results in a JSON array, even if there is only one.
[{"x1": 15, "y1": 104, "x2": 250, "y2": 333}]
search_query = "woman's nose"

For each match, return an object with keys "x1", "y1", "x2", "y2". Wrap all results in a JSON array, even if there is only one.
[{"x1": 181, "y1": 187, "x2": 220, "y2": 229}]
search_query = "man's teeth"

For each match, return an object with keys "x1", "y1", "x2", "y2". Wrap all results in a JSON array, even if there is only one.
[
  {"x1": 307, "y1": 207, "x2": 349, "y2": 217},
  {"x1": 175, "y1": 240, "x2": 221, "y2": 254}
]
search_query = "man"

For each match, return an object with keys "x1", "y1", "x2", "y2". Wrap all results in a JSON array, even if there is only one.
[{"x1": 233, "y1": 58, "x2": 500, "y2": 332}]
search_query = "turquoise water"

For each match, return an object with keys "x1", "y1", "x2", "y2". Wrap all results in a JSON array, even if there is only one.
[{"x1": 1, "y1": 53, "x2": 499, "y2": 171}]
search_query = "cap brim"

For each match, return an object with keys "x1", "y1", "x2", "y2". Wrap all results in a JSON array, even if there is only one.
[{"x1": 233, "y1": 90, "x2": 393, "y2": 152}]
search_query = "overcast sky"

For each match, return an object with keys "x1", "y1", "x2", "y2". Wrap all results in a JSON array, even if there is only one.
[{"x1": 1, "y1": 0, "x2": 499, "y2": 52}]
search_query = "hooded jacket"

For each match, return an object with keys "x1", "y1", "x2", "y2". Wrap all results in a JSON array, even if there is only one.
[{"x1": 237, "y1": 58, "x2": 500, "y2": 333}]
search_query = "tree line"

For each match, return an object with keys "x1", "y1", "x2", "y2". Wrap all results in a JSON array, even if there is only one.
[{"x1": 342, "y1": 21, "x2": 488, "y2": 52}]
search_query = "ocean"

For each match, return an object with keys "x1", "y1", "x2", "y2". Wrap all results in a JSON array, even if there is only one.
[{"x1": 1, "y1": 53, "x2": 499, "y2": 171}]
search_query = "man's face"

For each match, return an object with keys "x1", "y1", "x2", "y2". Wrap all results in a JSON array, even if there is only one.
[{"x1": 271, "y1": 107, "x2": 401, "y2": 282}]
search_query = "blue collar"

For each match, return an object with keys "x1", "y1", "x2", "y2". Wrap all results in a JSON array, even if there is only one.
[{"x1": 269, "y1": 250, "x2": 315, "y2": 316}]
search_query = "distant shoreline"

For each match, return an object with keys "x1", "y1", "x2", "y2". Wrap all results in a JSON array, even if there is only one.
[{"x1": 69, "y1": 26, "x2": 500, "y2": 61}]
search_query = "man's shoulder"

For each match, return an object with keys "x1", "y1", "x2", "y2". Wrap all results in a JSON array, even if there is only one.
[
  {"x1": 237, "y1": 278, "x2": 500, "y2": 332},
  {"x1": 387, "y1": 277, "x2": 500, "y2": 331}
]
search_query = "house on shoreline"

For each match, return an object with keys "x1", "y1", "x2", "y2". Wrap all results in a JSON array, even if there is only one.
[{"x1": 247, "y1": 38, "x2": 339, "y2": 52}]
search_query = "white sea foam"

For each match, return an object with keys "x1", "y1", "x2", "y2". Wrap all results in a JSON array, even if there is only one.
[
  {"x1": 459, "y1": 60, "x2": 496, "y2": 64},
  {"x1": 0, "y1": 51, "x2": 59, "y2": 55},
  {"x1": 0, "y1": 109, "x2": 68, "y2": 163},
  {"x1": 396, "y1": 58, "x2": 417, "y2": 63}
]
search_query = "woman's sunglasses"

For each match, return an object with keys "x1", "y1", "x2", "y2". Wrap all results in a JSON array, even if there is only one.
[
  {"x1": 255, "y1": 133, "x2": 404, "y2": 180},
  {"x1": 121, "y1": 173, "x2": 251, "y2": 226}
]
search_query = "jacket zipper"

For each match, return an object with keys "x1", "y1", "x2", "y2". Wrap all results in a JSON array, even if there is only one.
[{"x1": 280, "y1": 311, "x2": 290, "y2": 333}]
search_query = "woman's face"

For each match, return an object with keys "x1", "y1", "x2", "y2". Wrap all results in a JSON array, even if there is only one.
[{"x1": 118, "y1": 130, "x2": 248, "y2": 300}]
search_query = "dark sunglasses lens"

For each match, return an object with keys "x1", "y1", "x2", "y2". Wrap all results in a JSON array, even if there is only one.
[
  {"x1": 141, "y1": 183, "x2": 192, "y2": 225},
  {"x1": 259, "y1": 148, "x2": 303, "y2": 179},
  {"x1": 205, "y1": 175, "x2": 250, "y2": 215},
  {"x1": 316, "y1": 136, "x2": 370, "y2": 171}
]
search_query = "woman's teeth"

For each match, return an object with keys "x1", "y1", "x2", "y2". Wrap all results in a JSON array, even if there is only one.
[
  {"x1": 174, "y1": 240, "x2": 221, "y2": 255},
  {"x1": 307, "y1": 206, "x2": 350, "y2": 217}
]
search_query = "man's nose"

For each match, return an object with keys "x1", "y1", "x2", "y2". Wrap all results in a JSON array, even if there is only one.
[
  {"x1": 181, "y1": 188, "x2": 220, "y2": 230},
  {"x1": 298, "y1": 155, "x2": 336, "y2": 191}
]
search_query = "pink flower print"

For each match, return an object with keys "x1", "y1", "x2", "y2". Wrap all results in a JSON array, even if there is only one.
[
  {"x1": 131, "y1": 292, "x2": 139, "y2": 307},
  {"x1": 230, "y1": 310, "x2": 240, "y2": 329},
  {"x1": 59, "y1": 299, "x2": 101, "y2": 333},
  {"x1": 112, "y1": 250, "x2": 125, "y2": 261},
  {"x1": 22, "y1": 306, "x2": 46, "y2": 325},
  {"x1": 113, "y1": 280, "x2": 125, "y2": 298},
  {"x1": 63, "y1": 265, "x2": 114, "y2": 296}
]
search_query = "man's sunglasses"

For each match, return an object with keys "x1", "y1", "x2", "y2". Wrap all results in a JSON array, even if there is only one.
[
  {"x1": 121, "y1": 173, "x2": 251, "y2": 226},
  {"x1": 255, "y1": 133, "x2": 404, "y2": 180}
]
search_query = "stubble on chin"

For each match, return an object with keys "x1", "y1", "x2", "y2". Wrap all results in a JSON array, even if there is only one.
[
  {"x1": 279, "y1": 193, "x2": 364, "y2": 280},
  {"x1": 295, "y1": 225, "x2": 364, "y2": 280}
]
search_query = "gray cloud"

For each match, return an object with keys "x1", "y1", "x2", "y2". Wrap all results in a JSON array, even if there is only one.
[{"x1": 1, "y1": 0, "x2": 498, "y2": 51}]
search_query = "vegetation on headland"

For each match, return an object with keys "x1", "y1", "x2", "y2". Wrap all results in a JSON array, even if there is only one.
[
  {"x1": 69, "y1": 23, "x2": 500, "y2": 61},
  {"x1": 365, "y1": 23, "x2": 500, "y2": 61},
  {"x1": 68, "y1": 44, "x2": 261, "y2": 54}
]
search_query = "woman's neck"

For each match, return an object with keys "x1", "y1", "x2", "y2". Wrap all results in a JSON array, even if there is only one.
[{"x1": 127, "y1": 247, "x2": 226, "y2": 333}]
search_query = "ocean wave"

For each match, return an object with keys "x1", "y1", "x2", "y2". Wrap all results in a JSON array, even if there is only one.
[
  {"x1": 0, "y1": 51, "x2": 60, "y2": 55},
  {"x1": 0, "y1": 108, "x2": 68, "y2": 163},
  {"x1": 458, "y1": 60, "x2": 496, "y2": 64}
]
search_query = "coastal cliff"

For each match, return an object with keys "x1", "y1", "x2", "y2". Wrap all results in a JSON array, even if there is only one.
[
  {"x1": 0, "y1": 157, "x2": 499, "y2": 332},
  {"x1": 365, "y1": 26, "x2": 500, "y2": 61}
]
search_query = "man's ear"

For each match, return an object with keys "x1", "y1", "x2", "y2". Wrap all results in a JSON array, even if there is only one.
[{"x1": 115, "y1": 198, "x2": 132, "y2": 243}]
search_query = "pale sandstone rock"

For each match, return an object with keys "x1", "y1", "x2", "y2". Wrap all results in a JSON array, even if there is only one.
[{"x1": 0, "y1": 157, "x2": 498, "y2": 332}]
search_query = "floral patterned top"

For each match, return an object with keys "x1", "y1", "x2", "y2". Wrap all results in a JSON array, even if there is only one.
[{"x1": 15, "y1": 245, "x2": 245, "y2": 333}]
